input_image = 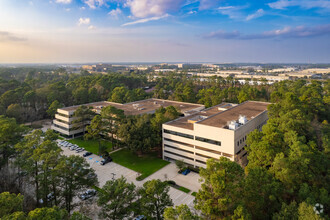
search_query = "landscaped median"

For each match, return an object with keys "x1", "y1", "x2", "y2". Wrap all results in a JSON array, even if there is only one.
[
  {"x1": 67, "y1": 137, "x2": 113, "y2": 155},
  {"x1": 110, "y1": 149, "x2": 170, "y2": 180},
  {"x1": 166, "y1": 180, "x2": 191, "y2": 193}
]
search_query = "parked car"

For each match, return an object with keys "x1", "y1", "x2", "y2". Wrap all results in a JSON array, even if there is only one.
[
  {"x1": 100, "y1": 157, "x2": 112, "y2": 165},
  {"x1": 76, "y1": 148, "x2": 84, "y2": 153},
  {"x1": 79, "y1": 189, "x2": 97, "y2": 200},
  {"x1": 182, "y1": 169, "x2": 190, "y2": 175},
  {"x1": 83, "y1": 152, "x2": 92, "y2": 157},
  {"x1": 39, "y1": 192, "x2": 54, "y2": 204},
  {"x1": 134, "y1": 215, "x2": 146, "y2": 220}
]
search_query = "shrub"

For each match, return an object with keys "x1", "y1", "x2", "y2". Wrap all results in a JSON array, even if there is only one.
[{"x1": 175, "y1": 160, "x2": 186, "y2": 172}]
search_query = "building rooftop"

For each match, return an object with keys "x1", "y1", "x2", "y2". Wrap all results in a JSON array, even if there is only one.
[
  {"x1": 165, "y1": 101, "x2": 270, "y2": 130},
  {"x1": 165, "y1": 103, "x2": 237, "y2": 130},
  {"x1": 198, "y1": 101, "x2": 270, "y2": 128},
  {"x1": 59, "y1": 98, "x2": 204, "y2": 115}
]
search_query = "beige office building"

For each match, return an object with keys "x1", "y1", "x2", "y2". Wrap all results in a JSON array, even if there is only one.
[
  {"x1": 51, "y1": 98, "x2": 205, "y2": 138},
  {"x1": 162, "y1": 101, "x2": 270, "y2": 167}
]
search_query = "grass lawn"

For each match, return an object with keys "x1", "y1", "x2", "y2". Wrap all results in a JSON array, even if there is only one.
[
  {"x1": 177, "y1": 186, "x2": 191, "y2": 193},
  {"x1": 111, "y1": 149, "x2": 170, "y2": 180},
  {"x1": 67, "y1": 137, "x2": 112, "y2": 155}
]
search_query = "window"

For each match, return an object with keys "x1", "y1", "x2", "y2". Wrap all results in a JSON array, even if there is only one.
[
  {"x1": 195, "y1": 136, "x2": 221, "y2": 146},
  {"x1": 53, "y1": 124, "x2": 70, "y2": 131},
  {"x1": 164, "y1": 138, "x2": 194, "y2": 148},
  {"x1": 164, "y1": 150, "x2": 194, "y2": 161},
  {"x1": 196, "y1": 160, "x2": 206, "y2": 164},
  {"x1": 195, "y1": 145, "x2": 222, "y2": 155},
  {"x1": 196, "y1": 153, "x2": 212, "y2": 159},
  {"x1": 164, "y1": 144, "x2": 194, "y2": 154},
  {"x1": 57, "y1": 113, "x2": 70, "y2": 118},
  {"x1": 56, "y1": 119, "x2": 72, "y2": 125},
  {"x1": 164, "y1": 129, "x2": 194, "y2": 139},
  {"x1": 222, "y1": 153, "x2": 233, "y2": 158}
]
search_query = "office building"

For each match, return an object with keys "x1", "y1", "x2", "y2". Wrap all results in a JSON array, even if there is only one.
[
  {"x1": 162, "y1": 101, "x2": 270, "y2": 167},
  {"x1": 51, "y1": 98, "x2": 205, "y2": 138}
]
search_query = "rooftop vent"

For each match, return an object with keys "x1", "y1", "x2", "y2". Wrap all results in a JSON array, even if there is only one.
[
  {"x1": 238, "y1": 115, "x2": 248, "y2": 124},
  {"x1": 228, "y1": 121, "x2": 239, "y2": 130}
]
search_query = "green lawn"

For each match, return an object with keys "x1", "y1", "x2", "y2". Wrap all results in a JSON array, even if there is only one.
[
  {"x1": 111, "y1": 149, "x2": 170, "y2": 180},
  {"x1": 67, "y1": 138, "x2": 112, "y2": 155},
  {"x1": 177, "y1": 186, "x2": 191, "y2": 193}
]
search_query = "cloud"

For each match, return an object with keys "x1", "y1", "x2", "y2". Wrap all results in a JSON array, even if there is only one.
[
  {"x1": 78, "y1": 18, "x2": 91, "y2": 26},
  {"x1": 217, "y1": 5, "x2": 247, "y2": 19},
  {"x1": 122, "y1": 14, "x2": 169, "y2": 26},
  {"x1": 88, "y1": 25, "x2": 96, "y2": 30},
  {"x1": 84, "y1": 0, "x2": 104, "y2": 9},
  {"x1": 0, "y1": 31, "x2": 27, "y2": 42},
  {"x1": 218, "y1": 6, "x2": 235, "y2": 10},
  {"x1": 268, "y1": 0, "x2": 330, "y2": 10},
  {"x1": 199, "y1": 0, "x2": 221, "y2": 10},
  {"x1": 125, "y1": 0, "x2": 184, "y2": 18},
  {"x1": 108, "y1": 8, "x2": 122, "y2": 18},
  {"x1": 204, "y1": 24, "x2": 330, "y2": 40},
  {"x1": 55, "y1": 0, "x2": 72, "y2": 4},
  {"x1": 246, "y1": 9, "x2": 265, "y2": 21}
]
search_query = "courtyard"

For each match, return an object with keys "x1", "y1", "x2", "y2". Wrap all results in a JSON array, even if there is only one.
[{"x1": 59, "y1": 142, "x2": 202, "y2": 209}]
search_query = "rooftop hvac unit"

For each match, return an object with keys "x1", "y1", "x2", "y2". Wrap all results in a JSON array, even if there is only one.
[
  {"x1": 154, "y1": 101, "x2": 157, "y2": 104},
  {"x1": 238, "y1": 115, "x2": 248, "y2": 124},
  {"x1": 228, "y1": 121, "x2": 239, "y2": 130}
]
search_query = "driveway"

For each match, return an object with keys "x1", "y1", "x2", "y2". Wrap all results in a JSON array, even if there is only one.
[{"x1": 60, "y1": 146, "x2": 199, "y2": 209}]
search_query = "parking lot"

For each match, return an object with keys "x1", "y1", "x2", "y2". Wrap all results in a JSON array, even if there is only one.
[{"x1": 58, "y1": 140, "x2": 200, "y2": 209}]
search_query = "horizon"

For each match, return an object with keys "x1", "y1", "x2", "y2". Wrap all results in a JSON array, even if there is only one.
[{"x1": 1, "y1": 0, "x2": 330, "y2": 63}]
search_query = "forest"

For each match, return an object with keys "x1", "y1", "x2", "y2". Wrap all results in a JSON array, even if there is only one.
[{"x1": 0, "y1": 67, "x2": 329, "y2": 219}]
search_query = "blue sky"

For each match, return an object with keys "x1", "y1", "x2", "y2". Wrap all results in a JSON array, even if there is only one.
[{"x1": 0, "y1": 0, "x2": 329, "y2": 63}]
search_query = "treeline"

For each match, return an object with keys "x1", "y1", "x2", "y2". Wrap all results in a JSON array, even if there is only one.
[
  {"x1": 0, "y1": 116, "x2": 176, "y2": 219},
  {"x1": 0, "y1": 68, "x2": 148, "y2": 122},
  {"x1": 193, "y1": 79, "x2": 330, "y2": 219},
  {"x1": 153, "y1": 74, "x2": 270, "y2": 107}
]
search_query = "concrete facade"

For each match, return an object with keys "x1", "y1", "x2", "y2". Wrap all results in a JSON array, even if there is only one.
[{"x1": 162, "y1": 101, "x2": 270, "y2": 168}]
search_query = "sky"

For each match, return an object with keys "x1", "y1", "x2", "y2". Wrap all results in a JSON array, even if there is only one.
[{"x1": 0, "y1": 0, "x2": 330, "y2": 63}]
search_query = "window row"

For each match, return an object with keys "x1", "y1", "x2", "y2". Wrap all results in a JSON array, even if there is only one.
[
  {"x1": 195, "y1": 136, "x2": 221, "y2": 146},
  {"x1": 164, "y1": 144, "x2": 194, "y2": 155},
  {"x1": 237, "y1": 135, "x2": 247, "y2": 147},
  {"x1": 164, "y1": 150, "x2": 194, "y2": 161},
  {"x1": 164, "y1": 138, "x2": 194, "y2": 148},
  {"x1": 163, "y1": 129, "x2": 194, "y2": 139},
  {"x1": 195, "y1": 145, "x2": 222, "y2": 155}
]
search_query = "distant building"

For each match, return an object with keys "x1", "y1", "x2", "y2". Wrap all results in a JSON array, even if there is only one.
[
  {"x1": 81, "y1": 63, "x2": 112, "y2": 72},
  {"x1": 51, "y1": 99, "x2": 204, "y2": 138},
  {"x1": 162, "y1": 101, "x2": 270, "y2": 167}
]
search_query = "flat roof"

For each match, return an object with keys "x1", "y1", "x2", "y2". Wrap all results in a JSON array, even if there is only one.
[
  {"x1": 198, "y1": 101, "x2": 270, "y2": 128},
  {"x1": 59, "y1": 98, "x2": 204, "y2": 115},
  {"x1": 165, "y1": 103, "x2": 236, "y2": 130},
  {"x1": 165, "y1": 101, "x2": 270, "y2": 130}
]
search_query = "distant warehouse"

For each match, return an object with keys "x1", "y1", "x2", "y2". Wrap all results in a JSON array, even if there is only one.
[
  {"x1": 162, "y1": 101, "x2": 270, "y2": 167},
  {"x1": 51, "y1": 98, "x2": 205, "y2": 138}
]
